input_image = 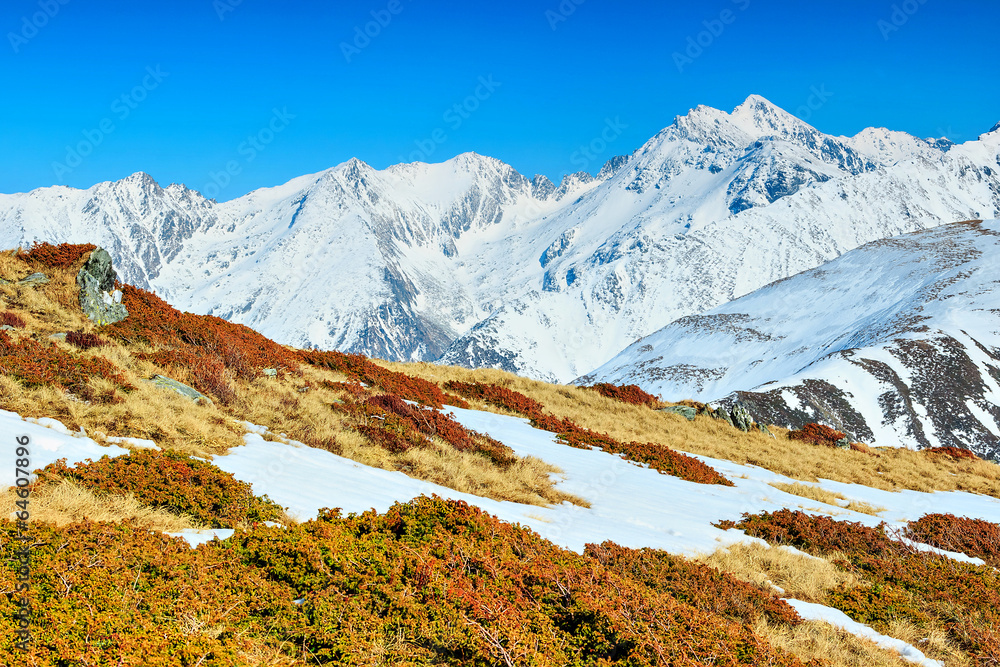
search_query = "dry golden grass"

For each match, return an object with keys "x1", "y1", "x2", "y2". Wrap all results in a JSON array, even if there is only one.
[
  {"x1": 0, "y1": 258, "x2": 581, "y2": 508},
  {"x1": 2, "y1": 478, "x2": 202, "y2": 532},
  {"x1": 699, "y1": 542, "x2": 856, "y2": 602},
  {"x1": 768, "y1": 482, "x2": 886, "y2": 516},
  {"x1": 882, "y1": 619, "x2": 972, "y2": 667},
  {"x1": 386, "y1": 360, "x2": 1000, "y2": 499},
  {"x1": 757, "y1": 618, "x2": 916, "y2": 667},
  {"x1": 700, "y1": 543, "x2": 973, "y2": 666}
]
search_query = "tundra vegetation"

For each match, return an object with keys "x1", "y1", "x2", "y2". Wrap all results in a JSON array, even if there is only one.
[{"x1": 2, "y1": 244, "x2": 999, "y2": 665}]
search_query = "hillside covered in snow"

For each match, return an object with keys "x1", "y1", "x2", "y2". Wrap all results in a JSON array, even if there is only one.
[{"x1": 582, "y1": 219, "x2": 1000, "y2": 460}]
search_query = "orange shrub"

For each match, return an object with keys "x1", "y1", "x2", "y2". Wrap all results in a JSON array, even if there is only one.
[
  {"x1": 0, "y1": 497, "x2": 813, "y2": 665},
  {"x1": 924, "y1": 446, "x2": 979, "y2": 461},
  {"x1": 37, "y1": 450, "x2": 282, "y2": 528},
  {"x1": 106, "y1": 284, "x2": 299, "y2": 379},
  {"x1": 788, "y1": 423, "x2": 847, "y2": 447},
  {"x1": 16, "y1": 241, "x2": 96, "y2": 267},
  {"x1": 0, "y1": 311, "x2": 26, "y2": 328},
  {"x1": 589, "y1": 382, "x2": 659, "y2": 407},
  {"x1": 586, "y1": 541, "x2": 801, "y2": 627},
  {"x1": 320, "y1": 379, "x2": 367, "y2": 398},
  {"x1": 906, "y1": 513, "x2": 1000, "y2": 566}
]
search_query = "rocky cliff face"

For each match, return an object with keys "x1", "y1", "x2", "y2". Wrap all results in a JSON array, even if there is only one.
[
  {"x1": 1, "y1": 96, "x2": 999, "y2": 382},
  {"x1": 582, "y1": 220, "x2": 1000, "y2": 460}
]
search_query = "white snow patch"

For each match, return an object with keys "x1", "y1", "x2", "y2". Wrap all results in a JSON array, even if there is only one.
[
  {"x1": 0, "y1": 410, "x2": 129, "y2": 487},
  {"x1": 785, "y1": 598, "x2": 943, "y2": 667},
  {"x1": 214, "y1": 409, "x2": 1000, "y2": 560},
  {"x1": 103, "y1": 435, "x2": 161, "y2": 451}
]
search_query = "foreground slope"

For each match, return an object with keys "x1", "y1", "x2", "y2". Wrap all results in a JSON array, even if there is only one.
[
  {"x1": 1, "y1": 97, "x2": 998, "y2": 380},
  {"x1": 583, "y1": 219, "x2": 1000, "y2": 460}
]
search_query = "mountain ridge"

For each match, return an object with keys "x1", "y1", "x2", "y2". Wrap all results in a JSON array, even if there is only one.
[{"x1": 1, "y1": 95, "x2": 998, "y2": 381}]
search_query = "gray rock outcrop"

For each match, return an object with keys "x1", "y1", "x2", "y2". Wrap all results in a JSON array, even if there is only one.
[
  {"x1": 144, "y1": 375, "x2": 213, "y2": 404},
  {"x1": 731, "y1": 404, "x2": 754, "y2": 432},
  {"x1": 77, "y1": 248, "x2": 128, "y2": 325},
  {"x1": 660, "y1": 406, "x2": 697, "y2": 421},
  {"x1": 18, "y1": 272, "x2": 50, "y2": 286}
]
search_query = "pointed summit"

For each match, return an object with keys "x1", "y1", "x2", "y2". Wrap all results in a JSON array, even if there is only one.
[{"x1": 730, "y1": 94, "x2": 814, "y2": 138}]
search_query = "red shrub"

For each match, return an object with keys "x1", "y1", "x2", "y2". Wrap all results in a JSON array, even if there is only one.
[
  {"x1": 0, "y1": 311, "x2": 26, "y2": 328},
  {"x1": 924, "y1": 446, "x2": 979, "y2": 461},
  {"x1": 138, "y1": 348, "x2": 237, "y2": 404},
  {"x1": 300, "y1": 349, "x2": 462, "y2": 408},
  {"x1": 65, "y1": 331, "x2": 107, "y2": 350},
  {"x1": 0, "y1": 331, "x2": 130, "y2": 392},
  {"x1": 347, "y1": 392, "x2": 518, "y2": 467},
  {"x1": 589, "y1": 382, "x2": 660, "y2": 407},
  {"x1": 444, "y1": 380, "x2": 546, "y2": 416},
  {"x1": 38, "y1": 450, "x2": 282, "y2": 528},
  {"x1": 446, "y1": 380, "x2": 732, "y2": 486},
  {"x1": 907, "y1": 513, "x2": 1000, "y2": 566},
  {"x1": 788, "y1": 423, "x2": 847, "y2": 447},
  {"x1": 17, "y1": 241, "x2": 96, "y2": 268}
]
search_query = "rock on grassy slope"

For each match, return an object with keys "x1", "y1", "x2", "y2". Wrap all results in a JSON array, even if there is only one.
[{"x1": 582, "y1": 219, "x2": 1000, "y2": 461}]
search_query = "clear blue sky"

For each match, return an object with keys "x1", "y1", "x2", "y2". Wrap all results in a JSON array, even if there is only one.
[{"x1": 1, "y1": 0, "x2": 997, "y2": 200}]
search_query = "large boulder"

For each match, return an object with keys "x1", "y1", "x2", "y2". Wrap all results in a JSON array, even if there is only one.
[
  {"x1": 77, "y1": 248, "x2": 128, "y2": 325},
  {"x1": 731, "y1": 404, "x2": 754, "y2": 432},
  {"x1": 713, "y1": 406, "x2": 736, "y2": 429},
  {"x1": 18, "y1": 272, "x2": 50, "y2": 286}
]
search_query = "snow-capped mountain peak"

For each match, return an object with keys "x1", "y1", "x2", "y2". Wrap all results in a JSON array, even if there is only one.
[
  {"x1": 1, "y1": 96, "x2": 998, "y2": 386},
  {"x1": 729, "y1": 93, "x2": 816, "y2": 140}
]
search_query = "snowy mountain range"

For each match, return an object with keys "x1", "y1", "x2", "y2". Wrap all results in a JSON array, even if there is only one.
[
  {"x1": 582, "y1": 219, "x2": 1000, "y2": 460},
  {"x1": 1, "y1": 95, "x2": 998, "y2": 383}
]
